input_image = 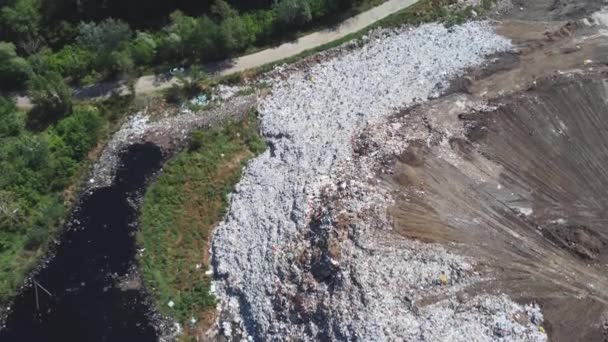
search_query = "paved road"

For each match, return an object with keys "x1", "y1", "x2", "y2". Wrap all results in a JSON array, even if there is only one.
[{"x1": 17, "y1": 0, "x2": 418, "y2": 109}]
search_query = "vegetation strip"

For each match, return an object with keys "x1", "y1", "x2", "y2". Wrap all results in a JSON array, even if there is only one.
[
  {"x1": 137, "y1": 112, "x2": 265, "y2": 340},
  {"x1": 0, "y1": 95, "x2": 122, "y2": 302},
  {"x1": 246, "y1": 0, "x2": 496, "y2": 77},
  {"x1": 0, "y1": 0, "x2": 382, "y2": 92}
]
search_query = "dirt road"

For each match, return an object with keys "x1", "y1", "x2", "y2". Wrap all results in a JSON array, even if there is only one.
[
  {"x1": 15, "y1": 0, "x2": 418, "y2": 110},
  {"x1": 134, "y1": 0, "x2": 417, "y2": 92}
]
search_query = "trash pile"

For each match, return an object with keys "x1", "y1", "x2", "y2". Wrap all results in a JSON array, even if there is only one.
[
  {"x1": 211, "y1": 21, "x2": 546, "y2": 340},
  {"x1": 88, "y1": 94, "x2": 256, "y2": 190}
]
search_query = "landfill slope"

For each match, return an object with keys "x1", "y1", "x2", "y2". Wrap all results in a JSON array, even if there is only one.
[{"x1": 211, "y1": 22, "x2": 546, "y2": 340}]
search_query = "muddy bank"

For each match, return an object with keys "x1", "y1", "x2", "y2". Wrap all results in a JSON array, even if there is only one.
[{"x1": 0, "y1": 143, "x2": 163, "y2": 341}]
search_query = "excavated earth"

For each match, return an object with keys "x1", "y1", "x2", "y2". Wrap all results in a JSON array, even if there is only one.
[
  {"x1": 210, "y1": 2, "x2": 608, "y2": 341},
  {"x1": 388, "y1": 71, "x2": 608, "y2": 342},
  {"x1": 383, "y1": 9, "x2": 608, "y2": 340}
]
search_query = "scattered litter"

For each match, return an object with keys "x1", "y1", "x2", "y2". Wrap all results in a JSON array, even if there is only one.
[
  {"x1": 222, "y1": 322, "x2": 232, "y2": 337},
  {"x1": 440, "y1": 274, "x2": 449, "y2": 285},
  {"x1": 167, "y1": 300, "x2": 175, "y2": 308},
  {"x1": 190, "y1": 94, "x2": 209, "y2": 106},
  {"x1": 170, "y1": 67, "x2": 185, "y2": 75}
]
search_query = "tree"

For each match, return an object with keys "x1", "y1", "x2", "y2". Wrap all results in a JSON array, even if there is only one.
[
  {"x1": 242, "y1": 10, "x2": 276, "y2": 44},
  {"x1": 130, "y1": 32, "x2": 157, "y2": 65},
  {"x1": 211, "y1": 0, "x2": 238, "y2": 20},
  {"x1": 76, "y1": 18, "x2": 133, "y2": 74},
  {"x1": 0, "y1": 0, "x2": 42, "y2": 52},
  {"x1": 164, "y1": 11, "x2": 198, "y2": 60},
  {"x1": 218, "y1": 16, "x2": 251, "y2": 54},
  {"x1": 190, "y1": 16, "x2": 220, "y2": 61},
  {"x1": 274, "y1": 0, "x2": 312, "y2": 27},
  {"x1": 54, "y1": 105, "x2": 103, "y2": 160},
  {"x1": 0, "y1": 41, "x2": 32, "y2": 90},
  {"x1": 3, "y1": 133, "x2": 50, "y2": 174},
  {"x1": 27, "y1": 71, "x2": 73, "y2": 129},
  {"x1": 0, "y1": 96, "x2": 24, "y2": 138},
  {"x1": 76, "y1": 18, "x2": 132, "y2": 53},
  {"x1": 38, "y1": 45, "x2": 94, "y2": 82},
  {"x1": 107, "y1": 50, "x2": 134, "y2": 75}
]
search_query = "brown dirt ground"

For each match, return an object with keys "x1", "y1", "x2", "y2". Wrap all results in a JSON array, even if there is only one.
[{"x1": 385, "y1": 11, "x2": 608, "y2": 341}]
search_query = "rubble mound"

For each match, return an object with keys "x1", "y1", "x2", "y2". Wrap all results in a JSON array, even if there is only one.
[{"x1": 211, "y1": 22, "x2": 546, "y2": 340}]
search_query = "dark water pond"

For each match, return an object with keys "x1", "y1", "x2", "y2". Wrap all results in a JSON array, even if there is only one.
[{"x1": 0, "y1": 143, "x2": 163, "y2": 342}]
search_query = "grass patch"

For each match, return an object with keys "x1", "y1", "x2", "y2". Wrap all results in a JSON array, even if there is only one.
[{"x1": 137, "y1": 112, "x2": 265, "y2": 340}]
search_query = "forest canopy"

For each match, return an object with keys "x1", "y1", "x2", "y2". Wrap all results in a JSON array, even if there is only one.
[{"x1": 0, "y1": 0, "x2": 364, "y2": 89}]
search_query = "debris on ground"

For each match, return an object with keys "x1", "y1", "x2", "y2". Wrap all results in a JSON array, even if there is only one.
[
  {"x1": 88, "y1": 94, "x2": 256, "y2": 190},
  {"x1": 210, "y1": 21, "x2": 546, "y2": 340}
]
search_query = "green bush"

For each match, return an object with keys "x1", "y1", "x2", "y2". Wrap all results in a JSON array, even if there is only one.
[
  {"x1": 0, "y1": 95, "x2": 108, "y2": 302},
  {"x1": 0, "y1": 97, "x2": 24, "y2": 138},
  {"x1": 27, "y1": 71, "x2": 73, "y2": 129},
  {"x1": 275, "y1": 0, "x2": 313, "y2": 27},
  {"x1": 41, "y1": 45, "x2": 94, "y2": 82},
  {"x1": 242, "y1": 10, "x2": 276, "y2": 43},
  {"x1": 189, "y1": 130, "x2": 206, "y2": 151},
  {"x1": 0, "y1": 0, "x2": 41, "y2": 47},
  {"x1": 191, "y1": 16, "x2": 221, "y2": 61},
  {"x1": 219, "y1": 16, "x2": 252, "y2": 54},
  {"x1": 130, "y1": 32, "x2": 157, "y2": 65},
  {"x1": 24, "y1": 226, "x2": 46, "y2": 251},
  {"x1": 107, "y1": 50, "x2": 135, "y2": 76},
  {"x1": 0, "y1": 41, "x2": 32, "y2": 90},
  {"x1": 211, "y1": 0, "x2": 239, "y2": 20},
  {"x1": 76, "y1": 18, "x2": 132, "y2": 53},
  {"x1": 164, "y1": 85, "x2": 187, "y2": 104},
  {"x1": 53, "y1": 105, "x2": 103, "y2": 160}
]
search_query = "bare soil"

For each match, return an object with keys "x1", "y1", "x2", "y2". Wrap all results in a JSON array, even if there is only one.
[
  {"x1": 507, "y1": 0, "x2": 605, "y2": 21},
  {"x1": 384, "y1": 10, "x2": 608, "y2": 341}
]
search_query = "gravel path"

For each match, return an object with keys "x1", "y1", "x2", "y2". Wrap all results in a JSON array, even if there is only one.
[{"x1": 211, "y1": 21, "x2": 546, "y2": 340}]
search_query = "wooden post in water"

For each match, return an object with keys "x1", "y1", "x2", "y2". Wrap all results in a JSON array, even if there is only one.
[
  {"x1": 33, "y1": 280, "x2": 52, "y2": 311},
  {"x1": 34, "y1": 282, "x2": 39, "y2": 311}
]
